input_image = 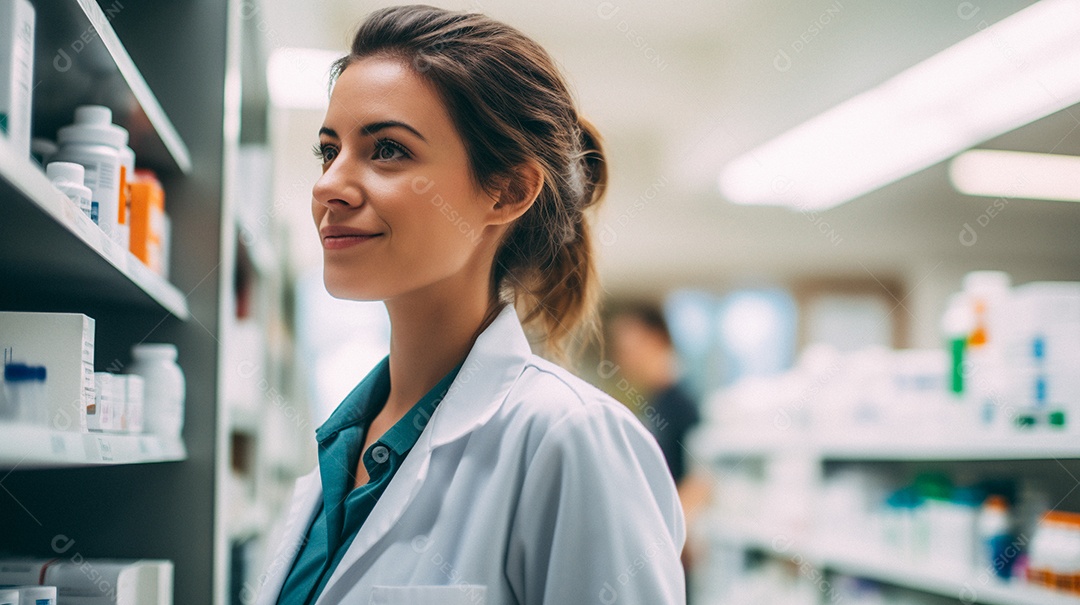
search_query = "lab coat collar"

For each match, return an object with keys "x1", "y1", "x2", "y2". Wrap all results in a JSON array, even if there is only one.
[
  {"x1": 312, "y1": 302, "x2": 533, "y2": 602},
  {"x1": 426, "y1": 302, "x2": 533, "y2": 448}
]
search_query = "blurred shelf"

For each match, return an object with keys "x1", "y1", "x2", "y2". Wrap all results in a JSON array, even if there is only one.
[
  {"x1": 30, "y1": 0, "x2": 192, "y2": 174},
  {"x1": 818, "y1": 544, "x2": 1080, "y2": 605},
  {"x1": 820, "y1": 430, "x2": 1080, "y2": 461},
  {"x1": 0, "y1": 143, "x2": 190, "y2": 319},
  {"x1": 690, "y1": 429, "x2": 809, "y2": 460},
  {"x1": 694, "y1": 428, "x2": 1080, "y2": 461},
  {"x1": 705, "y1": 519, "x2": 1079, "y2": 605},
  {"x1": 703, "y1": 516, "x2": 812, "y2": 557},
  {"x1": 0, "y1": 424, "x2": 186, "y2": 469}
]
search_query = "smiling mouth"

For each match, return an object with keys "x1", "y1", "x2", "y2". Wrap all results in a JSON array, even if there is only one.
[{"x1": 322, "y1": 233, "x2": 383, "y2": 250}]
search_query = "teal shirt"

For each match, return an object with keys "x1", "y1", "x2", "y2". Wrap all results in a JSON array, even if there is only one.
[{"x1": 276, "y1": 354, "x2": 464, "y2": 605}]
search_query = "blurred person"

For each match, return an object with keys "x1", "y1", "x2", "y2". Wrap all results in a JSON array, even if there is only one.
[
  {"x1": 608, "y1": 303, "x2": 712, "y2": 593},
  {"x1": 255, "y1": 5, "x2": 685, "y2": 605}
]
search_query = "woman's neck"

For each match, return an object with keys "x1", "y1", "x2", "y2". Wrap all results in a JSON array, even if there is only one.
[{"x1": 381, "y1": 268, "x2": 498, "y2": 418}]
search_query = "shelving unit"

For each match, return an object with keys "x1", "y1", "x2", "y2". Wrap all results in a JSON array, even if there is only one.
[
  {"x1": 0, "y1": 1, "x2": 240, "y2": 603},
  {"x1": 0, "y1": 425, "x2": 186, "y2": 468},
  {"x1": 0, "y1": 142, "x2": 190, "y2": 319},
  {"x1": 819, "y1": 547, "x2": 1080, "y2": 605},
  {"x1": 696, "y1": 429, "x2": 1080, "y2": 461},
  {"x1": 704, "y1": 518, "x2": 1080, "y2": 605},
  {"x1": 32, "y1": 0, "x2": 192, "y2": 174},
  {"x1": 694, "y1": 423, "x2": 1080, "y2": 604}
]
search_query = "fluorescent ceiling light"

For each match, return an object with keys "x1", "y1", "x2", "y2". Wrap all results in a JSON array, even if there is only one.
[
  {"x1": 267, "y1": 47, "x2": 343, "y2": 110},
  {"x1": 949, "y1": 149, "x2": 1080, "y2": 202},
  {"x1": 718, "y1": 0, "x2": 1080, "y2": 211}
]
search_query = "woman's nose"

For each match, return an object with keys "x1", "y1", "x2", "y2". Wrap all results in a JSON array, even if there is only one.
[{"x1": 312, "y1": 161, "x2": 362, "y2": 210}]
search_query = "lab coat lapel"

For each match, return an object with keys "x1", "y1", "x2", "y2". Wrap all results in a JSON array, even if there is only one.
[
  {"x1": 315, "y1": 304, "x2": 533, "y2": 600},
  {"x1": 258, "y1": 467, "x2": 322, "y2": 605}
]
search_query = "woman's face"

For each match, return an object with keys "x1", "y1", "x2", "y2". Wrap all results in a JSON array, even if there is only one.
[{"x1": 312, "y1": 56, "x2": 500, "y2": 301}]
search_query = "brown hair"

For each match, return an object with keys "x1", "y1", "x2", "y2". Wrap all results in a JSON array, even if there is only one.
[
  {"x1": 330, "y1": 4, "x2": 607, "y2": 364},
  {"x1": 608, "y1": 301, "x2": 673, "y2": 348}
]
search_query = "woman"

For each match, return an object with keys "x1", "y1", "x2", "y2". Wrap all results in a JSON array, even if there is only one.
[{"x1": 255, "y1": 5, "x2": 685, "y2": 604}]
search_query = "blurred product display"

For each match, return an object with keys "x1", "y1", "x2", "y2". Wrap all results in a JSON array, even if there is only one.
[
  {"x1": 692, "y1": 271, "x2": 1080, "y2": 605},
  {"x1": 696, "y1": 272, "x2": 1080, "y2": 448}
]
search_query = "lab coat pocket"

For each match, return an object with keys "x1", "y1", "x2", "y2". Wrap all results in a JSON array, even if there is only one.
[{"x1": 370, "y1": 585, "x2": 486, "y2": 605}]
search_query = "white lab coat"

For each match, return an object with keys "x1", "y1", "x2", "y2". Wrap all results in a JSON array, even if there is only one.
[{"x1": 254, "y1": 303, "x2": 686, "y2": 605}]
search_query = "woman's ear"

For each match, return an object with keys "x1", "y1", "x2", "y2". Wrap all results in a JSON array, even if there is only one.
[{"x1": 489, "y1": 161, "x2": 544, "y2": 226}]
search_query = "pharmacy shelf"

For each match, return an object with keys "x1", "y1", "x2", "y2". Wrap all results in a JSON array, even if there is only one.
[
  {"x1": 694, "y1": 428, "x2": 1080, "y2": 461},
  {"x1": 820, "y1": 430, "x2": 1080, "y2": 461},
  {"x1": 30, "y1": 0, "x2": 192, "y2": 174},
  {"x1": 818, "y1": 545, "x2": 1080, "y2": 605},
  {"x1": 705, "y1": 519, "x2": 1079, "y2": 605},
  {"x1": 0, "y1": 424, "x2": 186, "y2": 469},
  {"x1": 0, "y1": 143, "x2": 190, "y2": 319}
]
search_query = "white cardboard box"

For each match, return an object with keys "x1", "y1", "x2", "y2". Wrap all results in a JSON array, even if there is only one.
[{"x1": 0, "y1": 312, "x2": 95, "y2": 431}]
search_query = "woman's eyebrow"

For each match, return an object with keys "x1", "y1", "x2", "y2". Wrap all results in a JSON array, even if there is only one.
[
  {"x1": 360, "y1": 120, "x2": 428, "y2": 143},
  {"x1": 318, "y1": 127, "x2": 339, "y2": 139}
]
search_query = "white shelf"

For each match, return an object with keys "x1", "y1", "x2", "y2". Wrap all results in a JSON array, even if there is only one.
[
  {"x1": 0, "y1": 143, "x2": 190, "y2": 319},
  {"x1": 819, "y1": 545, "x2": 1080, "y2": 605},
  {"x1": 706, "y1": 519, "x2": 1079, "y2": 605},
  {"x1": 31, "y1": 0, "x2": 192, "y2": 174},
  {"x1": 820, "y1": 430, "x2": 1080, "y2": 461},
  {"x1": 694, "y1": 428, "x2": 1080, "y2": 461},
  {"x1": 0, "y1": 424, "x2": 186, "y2": 469}
]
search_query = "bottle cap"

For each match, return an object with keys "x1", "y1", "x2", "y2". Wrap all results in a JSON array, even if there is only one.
[
  {"x1": 963, "y1": 270, "x2": 1012, "y2": 294},
  {"x1": 4, "y1": 363, "x2": 46, "y2": 382},
  {"x1": 46, "y1": 161, "x2": 86, "y2": 186},
  {"x1": 57, "y1": 105, "x2": 127, "y2": 149},
  {"x1": 132, "y1": 343, "x2": 178, "y2": 360},
  {"x1": 953, "y1": 487, "x2": 985, "y2": 507}
]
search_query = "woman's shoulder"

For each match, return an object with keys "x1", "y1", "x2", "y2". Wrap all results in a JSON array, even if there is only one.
[
  {"x1": 495, "y1": 353, "x2": 659, "y2": 455},
  {"x1": 513, "y1": 354, "x2": 634, "y2": 417}
]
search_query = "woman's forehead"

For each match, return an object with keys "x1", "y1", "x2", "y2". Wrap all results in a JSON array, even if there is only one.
[{"x1": 326, "y1": 57, "x2": 445, "y2": 130}]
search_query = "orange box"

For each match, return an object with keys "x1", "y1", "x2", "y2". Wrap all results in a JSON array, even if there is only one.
[{"x1": 128, "y1": 169, "x2": 165, "y2": 275}]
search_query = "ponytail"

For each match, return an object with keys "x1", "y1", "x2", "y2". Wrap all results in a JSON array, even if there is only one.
[{"x1": 509, "y1": 118, "x2": 607, "y2": 364}]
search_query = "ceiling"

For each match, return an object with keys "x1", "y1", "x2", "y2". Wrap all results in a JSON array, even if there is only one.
[{"x1": 255, "y1": 0, "x2": 1080, "y2": 308}]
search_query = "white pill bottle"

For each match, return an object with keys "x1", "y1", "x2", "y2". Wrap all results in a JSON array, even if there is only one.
[
  {"x1": 128, "y1": 343, "x2": 185, "y2": 437},
  {"x1": 53, "y1": 105, "x2": 124, "y2": 242}
]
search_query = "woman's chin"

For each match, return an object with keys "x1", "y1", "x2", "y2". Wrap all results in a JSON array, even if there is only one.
[{"x1": 323, "y1": 277, "x2": 387, "y2": 302}]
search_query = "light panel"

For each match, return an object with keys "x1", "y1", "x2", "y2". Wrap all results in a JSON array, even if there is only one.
[
  {"x1": 949, "y1": 149, "x2": 1080, "y2": 202},
  {"x1": 719, "y1": 0, "x2": 1080, "y2": 211}
]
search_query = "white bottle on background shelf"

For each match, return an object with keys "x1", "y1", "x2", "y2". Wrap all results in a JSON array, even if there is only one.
[
  {"x1": 52, "y1": 105, "x2": 125, "y2": 244},
  {"x1": 961, "y1": 271, "x2": 1012, "y2": 432},
  {"x1": 45, "y1": 161, "x2": 93, "y2": 221},
  {"x1": 128, "y1": 343, "x2": 185, "y2": 438}
]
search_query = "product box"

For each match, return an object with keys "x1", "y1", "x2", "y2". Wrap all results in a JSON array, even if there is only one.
[
  {"x1": 0, "y1": 312, "x2": 95, "y2": 432},
  {"x1": 0, "y1": 0, "x2": 35, "y2": 158},
  {"x1": 0, "y1": 585, "x2": 56, "y2": 605},
  {"x1": 90, "y1": 372, "x2": 117, "y2": 432},
  {"x1": 0, "y1": 559, "x2": 172, "y2": 605},
  {"x1": 122, "y1": 374, "x2": 144, "y2": 433},
  {"x1": 129, "y1": 170, "x2": 166, "y2": 274}
]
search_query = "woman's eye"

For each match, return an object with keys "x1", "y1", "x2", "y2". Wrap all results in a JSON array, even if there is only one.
[
  {"x1": 312, "y1": 143, "x2": 338, "y2": 164},
  {"x1": 373, "y1": 139, "x2": 409, "y2": 161}
]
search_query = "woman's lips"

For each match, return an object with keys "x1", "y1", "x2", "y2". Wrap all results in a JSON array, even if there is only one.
[{"x1": 322, "y1": 233, "x2": 382, "y2": 250}]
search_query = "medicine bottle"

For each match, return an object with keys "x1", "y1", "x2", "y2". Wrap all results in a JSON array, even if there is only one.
[
  {"x1": 53, "y1": 106, "x2": 125, "y2": 242},
  {"x1": 128, "y1": 343, "x2": 185, "y2": 437},
  {"x1": 46, "y1": 161, "x2": 93, "y2": 221}
]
